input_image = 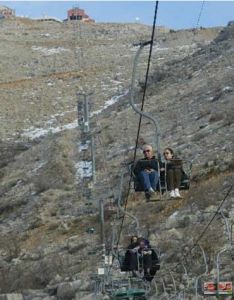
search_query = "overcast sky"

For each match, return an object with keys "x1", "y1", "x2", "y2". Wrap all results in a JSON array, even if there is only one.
[{"x1": 1, "y1": 1, "x2": 234, "y2": 29}]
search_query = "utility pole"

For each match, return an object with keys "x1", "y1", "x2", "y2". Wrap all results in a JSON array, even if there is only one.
[
  {"x1": 83, "y1": 95, "x2": 90, "y2": 133},
  {"x1": 99, "y1": 199, "x2": 105, "y2": 245},
  {"x1": 91, "y1": 135, "x2": 96, "y2": 183},
  {"x1": 77, "y1": 92, "x2": 96, "y2": 183}
]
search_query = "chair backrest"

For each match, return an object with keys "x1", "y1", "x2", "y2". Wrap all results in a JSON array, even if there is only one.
[
  {"x1": 118, "y1": 252, "x2": 126, "y2": 271},
  {"x1": 179, "y1": 160, "x2": 192, "y2": 190}
]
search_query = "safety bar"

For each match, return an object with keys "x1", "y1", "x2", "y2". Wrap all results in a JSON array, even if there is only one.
[
  {"x1": 194, "y1": 244, "x2": 208, "y2": 299},
  {"x1": 117, "y1": 172, "x2": 140, "y2": 236},
  {"x1": 231, "y1": 223, "x2": 234, "y2": 244},
  {"x1": 231, "y1": 223, "x2": 234, "y2": 260},
  {"x1": 216, "y1": 247, "x2": 228, "y2": 288},
  {"x1": 160, "y1": 278, "x2": 169, "y2": 300},
  {"x1": 133, "y1": 40, "x2": 152, "y2": 47},
  {"x1": 220, "y1": 210, "x2": 231, "y2": 242}
]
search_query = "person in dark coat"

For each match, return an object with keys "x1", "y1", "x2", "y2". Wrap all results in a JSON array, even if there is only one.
[
  {"x1": 163, "y1": 147, "x2": 183, "y2": 198},
  {"x1": 121, "y1": 236, "x2": 139, "y2": 271},
  {"x1": 133, "y1": 144, "x2": 160, "y2": 200},
  {"x1": 137, "y1": 239, "x2": 160, "y2": 282},
  {"x1": 121, "y1": 237, "x2": 160, "y2": 281}
]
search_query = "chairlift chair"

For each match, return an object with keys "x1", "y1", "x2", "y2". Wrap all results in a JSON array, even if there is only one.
[
  {"x1": 117, "y1": 247, "x2": 160, "y2": 280},
  {"x1": 130, "y1": 159, "x2": 192, "y2": 194},
  {"x1": 112, "y1": 288, "x2": 147, "y2": 299},
  {"x1": 128, "y1": 42, "x2": 192, "y2": 197},
  {"x1": 203, "y1": 281, "x2": 233, "y2": 296}
]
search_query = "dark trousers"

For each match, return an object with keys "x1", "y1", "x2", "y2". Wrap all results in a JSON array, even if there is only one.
[
  {"x1": 166, "y1": 168, "x2": 182, "y2": 190},
  {"x1": 123, "y1": 250, "x2": 138, "y2": 271},
  {"x1": 139, "y1": 252, "x2": 155, "y2": 282}
]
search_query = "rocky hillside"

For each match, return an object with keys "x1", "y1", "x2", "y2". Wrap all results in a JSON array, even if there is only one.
[{"x1": 0, "y1": 17, "x2": 233, "y2": 300}]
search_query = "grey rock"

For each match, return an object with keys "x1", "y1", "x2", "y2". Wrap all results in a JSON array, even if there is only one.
[
  {"x1": 56, "y1": 282, "x2": 75, "y2": 300},
  {"x1": 0, "y1": 140, "x2": 31, "y2": 168},
  {"x1": 71, "y1": 280, "x2": 82, "y2": 291},
  {"x1": 46, "y1": 284, "x2": 58, "y2": 296},
  {"x1": 67, "y1": 236, "x2": 86, "y2": 254},
  {"x1": 48, "y1": 274, "x2": 63, "y2": 286},
  {"x1": 23, "y1": 291, "x2": 49, "y2": 300},
  {"x1": 207, "y1": 160, "x2": 215, "y2": 167},
  {"x1": 0, "y1": 295, "x2": 23, "y2": 300},
  {"x1": 166, "y1": 228, "x2": 183, "y2": 240},
  {"x1": 75, "y1": 294, "x2": 95, "y2": 300}
]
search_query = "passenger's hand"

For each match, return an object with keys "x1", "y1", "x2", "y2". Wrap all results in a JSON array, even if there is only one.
[{"x1": 144, "y1": 168, "x2": 154, "y2": 173}]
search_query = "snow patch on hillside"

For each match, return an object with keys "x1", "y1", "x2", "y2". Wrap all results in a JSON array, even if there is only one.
[
  {"x1": 75, "y1": 161, "x2": 92, "y2": 179},
  {"x1": 22, "y1": 90, "x2": 129, "y2": 140},
  {"x1": 32, "y1": 46, "x2": 70, "y2": 56}
]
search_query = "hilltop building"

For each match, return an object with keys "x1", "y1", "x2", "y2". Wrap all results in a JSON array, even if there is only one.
[
  {"x1": 34, "y1": 16, "x2": 62, "y2": 24},
  {"x1": 0, "y1": 5, "x2": 15, "y2": 18},
  {"x1": 67, "y1": 7, "x2": 94, "y2": 23}
]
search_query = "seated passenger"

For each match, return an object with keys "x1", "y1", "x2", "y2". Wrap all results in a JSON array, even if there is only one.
[
  {"x1": 133, "y1": 145, "x2": 159, "y2": 200},
  {"x1": 138, "y1": 239, "x2": 160, "y2": 282},
  {"x1": 121, "y1": 236, "x2": 139, "y2": 271},
  {"x1": 163, "y1": 147, "x2": 183, "y2": 198}
]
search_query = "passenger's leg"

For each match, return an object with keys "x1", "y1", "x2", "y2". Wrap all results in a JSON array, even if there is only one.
[
  {"x1": 174, "y1": 169, "x2": 182, "y2": 189},
  {"x1": 167, "y1": 169, "x2": 177, "y2": 198},
  {"x1": 139, "y1": 171, "x2": 151, "y2": 191},
  {"x1": 166, "y1": 169, "x2": 175, "y2": 191},
  {"x1": 142, "y1": 253, "x2": 152, "y2": 280},
  {"x1": 149, "y1": 170, "x2": 159, "y2": 191},
  {"x1": 174, "y1": 169, "x2": 182, "y2": 198},
  {"x1": 128, "y1": 252, "x2": 138, "y2": 271},
  {"x1": 143, "y1": 253, "x2": 152, "y2": 270},
  {"x1": 122, "y1": 251, "x2": 130, "y2": 271}
]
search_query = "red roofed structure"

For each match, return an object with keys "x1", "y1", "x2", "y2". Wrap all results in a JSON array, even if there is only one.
[{"x1": 67, "y1": 7, "x2": 95, "y2": 23}]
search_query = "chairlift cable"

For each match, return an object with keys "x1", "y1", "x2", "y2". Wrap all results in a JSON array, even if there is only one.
[
  {"x1": 115, "y1": 0, "x2": 160, "y2": 251},
  {"x1": 110, "y1": 0, "x2": 232, "y2": 296},
  {"x1": 104, "y1": 0, "x2": 220, "y2": 294},
  {"x1": 133, "y1": 0, "x2": 159, "y2": 164},
  {"x1": 196, "y1": 0, "x2": 206, "y2": 29},
  {"x1": 111, "y1": 0, "x2": 197, "y2": 293}
]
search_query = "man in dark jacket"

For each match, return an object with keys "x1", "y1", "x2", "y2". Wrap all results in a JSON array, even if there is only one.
[{"x1": 133, "y1": 145, "x2": 159, "y2": 200}]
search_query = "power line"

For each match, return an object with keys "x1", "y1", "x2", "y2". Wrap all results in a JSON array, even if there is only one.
[
  {"x1": 191, "y1": 180, "x2": 234, "y2": 249},
  {"x1": 171, "y1": 179, "x2": 234, "y2": 274}
]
